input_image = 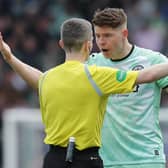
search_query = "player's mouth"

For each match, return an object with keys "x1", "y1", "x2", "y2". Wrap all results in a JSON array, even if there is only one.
[
  {"x1": 102, "y1": 49, "x2": 109, "y2": 52},
  {"x1": 101, "y1": 49, "x2": 111, "y2": 58}
]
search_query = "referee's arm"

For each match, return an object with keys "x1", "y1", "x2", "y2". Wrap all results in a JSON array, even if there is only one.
[{"x1": 0, "y1": 32, "x2": 43, "y2": 90}]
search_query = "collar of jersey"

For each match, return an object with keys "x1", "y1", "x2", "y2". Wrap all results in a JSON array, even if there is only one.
[{"x1": 110, "y1": 45, "x2": 135, "y2": 62}]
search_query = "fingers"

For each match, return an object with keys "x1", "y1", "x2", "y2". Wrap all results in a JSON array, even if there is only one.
[
  {"x1": 0, "y1": 32, "x2": 6, "y2": 48},
  {"x1": 0, "y1": 32, "x2": 2, "y2": 40},
  {"x1": 0, "y1": 32, "x2": 3, "y2": 51},
  {"x1": 0, "y1": 32, "x2": 4, "y2": 42},
  {"x1": 0, "y1": 33, "x2": 2, "y2": 51},
  {"x1": 0, "y1": 32, "x2": 3, "y2": 42}
]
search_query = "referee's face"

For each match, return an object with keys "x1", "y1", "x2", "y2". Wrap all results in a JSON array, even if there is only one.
[{"x1": 94, "y1": 25, "x2": 127, "y2": 59}]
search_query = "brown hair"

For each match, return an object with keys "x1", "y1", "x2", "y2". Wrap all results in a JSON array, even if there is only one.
[{"x1": 92, "y1": 8, "x2": 127, "y2": 28}]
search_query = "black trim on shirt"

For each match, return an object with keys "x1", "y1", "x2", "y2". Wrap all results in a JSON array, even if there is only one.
[{"x1": 110, "y1": 45, "x2": 134, "y2": 62}]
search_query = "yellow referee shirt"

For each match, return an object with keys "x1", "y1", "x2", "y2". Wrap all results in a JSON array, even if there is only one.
[{"x1": 39, "y1": 61, "x2": 138, "y2": 150}]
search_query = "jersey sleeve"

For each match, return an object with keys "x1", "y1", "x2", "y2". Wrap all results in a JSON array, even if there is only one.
[
  {"x1": 90, "y1": 66, "x2": 138, "y2": 95},
  {"x1": 152, "y1": 53, "x2": 168, "y2": 88},
  {"x1": 38, "y1": 72, "x2": 48, "y2": 117},
  {"x1": 38, "y1": 73, "x2": 47, "y2": 97}
]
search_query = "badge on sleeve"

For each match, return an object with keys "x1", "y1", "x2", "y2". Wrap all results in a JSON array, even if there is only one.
[{"x1": 116, "y1": 70, "x2": 127, "y2": 82}]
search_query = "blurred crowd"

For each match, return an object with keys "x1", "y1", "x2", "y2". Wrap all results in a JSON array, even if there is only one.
[{"x1": 0, "y1": 0, "x2": 168, "y2": 113}]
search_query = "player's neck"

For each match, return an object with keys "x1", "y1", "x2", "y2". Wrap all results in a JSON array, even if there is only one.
[
  {"x1": 121, "y1": 43, "x2": 132, "y2": 59},
  {"x1": 111, "y1": 42, "x2": 132, "y2": 60},
  {"x1": 66, "y1": 52, "x2": 86, "y2": 63}
]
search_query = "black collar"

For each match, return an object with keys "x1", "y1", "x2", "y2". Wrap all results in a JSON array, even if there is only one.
[{"x1": 110, "y1": 45, "x2": 134, "y2": 62}]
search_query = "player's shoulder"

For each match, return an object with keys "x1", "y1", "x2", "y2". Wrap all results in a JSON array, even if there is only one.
[
  {"x1": 89, "y1": 52, "x2": 104, "y2": 59},
  {"x1": 86, "y1": 52, "x2": 107, "y2": 65},
  {"x1": 135, "y1": 45, "x2": 167, "y2": 62},
  {"x1": 135, "y1": 45, "x2": 164, "y2": 57}
]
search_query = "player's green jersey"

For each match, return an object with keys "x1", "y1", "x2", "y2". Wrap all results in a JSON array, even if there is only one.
[{"x1": 86, "y1": 45, "x2": 168, "y2": 166}]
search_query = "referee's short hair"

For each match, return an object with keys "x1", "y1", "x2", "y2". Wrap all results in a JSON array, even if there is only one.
[{"x1": 61, "y1": 18, "x2": 92, "y2": 52}]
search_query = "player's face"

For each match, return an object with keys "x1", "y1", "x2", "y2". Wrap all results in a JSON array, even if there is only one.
[{"x1": 94, "y1": 26, "x2": 126, "y2": 58}]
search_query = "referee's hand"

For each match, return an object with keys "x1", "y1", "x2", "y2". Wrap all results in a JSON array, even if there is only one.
[{"x1": 0, "y1": 32, "x2": 13, "y2": 62}]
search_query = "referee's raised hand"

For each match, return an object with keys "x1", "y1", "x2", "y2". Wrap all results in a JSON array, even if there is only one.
[{"x1": 0, "y1": 32, "x2": 13, "y2": 62}]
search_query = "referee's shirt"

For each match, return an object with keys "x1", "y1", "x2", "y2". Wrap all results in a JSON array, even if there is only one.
[{"x1": 38, "y1": 61, "x2": 138, "y2": 150}]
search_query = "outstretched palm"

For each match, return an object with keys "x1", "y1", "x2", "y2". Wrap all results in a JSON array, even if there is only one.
[{"x1": 0, "y1": 32, "x2": 12, "y2": 61}]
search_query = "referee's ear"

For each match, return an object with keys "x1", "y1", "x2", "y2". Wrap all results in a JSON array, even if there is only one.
[{"x1": 59, "y1": 40, "x2": 64, "y2": 49}]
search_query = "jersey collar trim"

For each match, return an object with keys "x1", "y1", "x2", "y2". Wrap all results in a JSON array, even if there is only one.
[{"x1": 110, "y1": 45, "x2": 134, "y2": 62}]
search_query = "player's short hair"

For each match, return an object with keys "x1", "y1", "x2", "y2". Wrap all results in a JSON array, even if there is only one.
[
  {"x1": 92, "y1": 8, "x2": 127, "y2": 28},
  {"x1": 61, "y1": 18, "x2": 92, "y2": 52}
]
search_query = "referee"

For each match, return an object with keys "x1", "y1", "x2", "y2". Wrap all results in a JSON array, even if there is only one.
[{"x1": 1, "y1": 18, "x2": 168, "y2": 168}]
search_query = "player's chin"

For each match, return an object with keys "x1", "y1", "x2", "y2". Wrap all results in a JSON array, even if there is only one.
[
  {"x1": 102, "y1": 51, "x2": 111, "y2": 58},
  {"x1": 101, "y1": 49, "x2": 110, "y2": 58}
]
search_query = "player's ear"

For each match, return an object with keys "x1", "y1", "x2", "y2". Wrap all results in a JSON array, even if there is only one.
[
  {"x1": 59, "y1": 40, "x2": 64, "y2": 49},
  {"x1": 122, "y1": 29, "x2": 128, "y2": 38}
]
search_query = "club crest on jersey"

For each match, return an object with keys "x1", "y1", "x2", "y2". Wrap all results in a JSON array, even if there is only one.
[{"x1": 132, "y1": 65, "x2": 144, "y2": 71}]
